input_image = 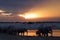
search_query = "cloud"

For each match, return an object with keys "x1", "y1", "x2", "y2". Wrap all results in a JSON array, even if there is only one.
[
  {"x1": 0, "y1": 0, "x2": 60, "y2": 22},
  {"x1": 1, "y1": 13, "x2": 12, "y2": 16},
  {"x1": 0, "y1": 10, "x2": 5, "y2": 12}
]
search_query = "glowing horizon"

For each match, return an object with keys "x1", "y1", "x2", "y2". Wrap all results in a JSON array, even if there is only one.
[
  {"x1": 0, "y1": 0, "x2": 60, "y2": 22},
  {"x1": 18, "y1": 13, "x2": 42, "y2": 19}
]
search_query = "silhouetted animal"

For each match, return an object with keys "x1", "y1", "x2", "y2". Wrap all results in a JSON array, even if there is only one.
[
  {"x1": 36, "y1": 28, "x2": 43, "y2": 36},
  {"x1": 7, "y1": 25, "x2": 17, "y2": 35},
  {"x1": 7, "y1": 25, "x2": 28, "y2": 36},
  {"x1": 17, "y1": 28, "x2": 28, "y2": 36},
  {"x1": 36, "y1": 27, "x2": 52, "y2": 37},
  {"x1": 45, "y1": 26, "x2": 52, "y2": 36},
  {"x1": 1, "y1": 27, "x2": 9, "y2": 33}
]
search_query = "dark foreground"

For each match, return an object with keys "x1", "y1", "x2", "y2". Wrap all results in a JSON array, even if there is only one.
[{"x1": 0, "y1": 33, "x2": 60, "y2": 40}]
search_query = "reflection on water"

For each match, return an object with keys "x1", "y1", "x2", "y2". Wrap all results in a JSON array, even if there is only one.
[
  {"x1": 19, "y1": 30, "x2": 60, "y2": 36},
  {"x1": 53, "y1": 30, "x2": 60, "y2": 36}
]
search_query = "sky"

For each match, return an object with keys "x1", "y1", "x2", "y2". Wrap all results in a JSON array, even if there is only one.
[{"x1": 0, "y1": 0, "x2": 60, "y2": 22}]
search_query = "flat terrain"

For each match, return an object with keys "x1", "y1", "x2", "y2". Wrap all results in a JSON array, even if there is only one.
[
  {"x1": 20, "y1": 29, "x2": 60, "y2": 36},
  {"x1": 0, "y1": 33, "x2": 60, "y2": 40}
]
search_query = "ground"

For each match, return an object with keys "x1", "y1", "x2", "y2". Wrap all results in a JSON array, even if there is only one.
[{"x1": 0, "y1": 33, "x2": 60, "y2": 40}]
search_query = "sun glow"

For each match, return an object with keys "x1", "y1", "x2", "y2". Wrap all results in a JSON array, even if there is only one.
[
  {"x1": 0, "y1": 10, "x2": 5, "y2": 12},
  {"x1": 23, "y1": 13, "x2": 39, "y2": 19},
  {"x1": 19, "y1": 13, "x2": 41, "y2": 19}
]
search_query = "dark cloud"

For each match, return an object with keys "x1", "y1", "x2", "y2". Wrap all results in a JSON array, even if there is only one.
[{"x1": 0, "y1": 0, "x2": 42, "y2": 13}]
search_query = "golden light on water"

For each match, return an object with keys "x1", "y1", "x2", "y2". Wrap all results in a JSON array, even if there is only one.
[{"x1": 19, "y1": 30, "x2": 60, "y2": 36}]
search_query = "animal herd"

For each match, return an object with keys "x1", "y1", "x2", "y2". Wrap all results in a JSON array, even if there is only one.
[
  {"x1": 0, "y1": 25, "x2": 53, "y2": 37},
  {"x1": 0, "y1": 25, "x2": 27, "y2": 36}
]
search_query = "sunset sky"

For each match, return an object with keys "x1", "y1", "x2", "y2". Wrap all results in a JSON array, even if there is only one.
[{"x1": 0, "y1": 0, "x2": 60, "y2": 22}]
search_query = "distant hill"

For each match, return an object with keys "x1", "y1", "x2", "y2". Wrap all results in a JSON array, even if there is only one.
[{"x1": 0, "y1": 22, "x2": 60, "y2": 30}]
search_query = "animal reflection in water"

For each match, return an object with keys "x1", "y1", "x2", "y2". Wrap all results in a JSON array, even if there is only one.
[{"x1": 36, "y1": 27, "x2": 52, "y2": 37}]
